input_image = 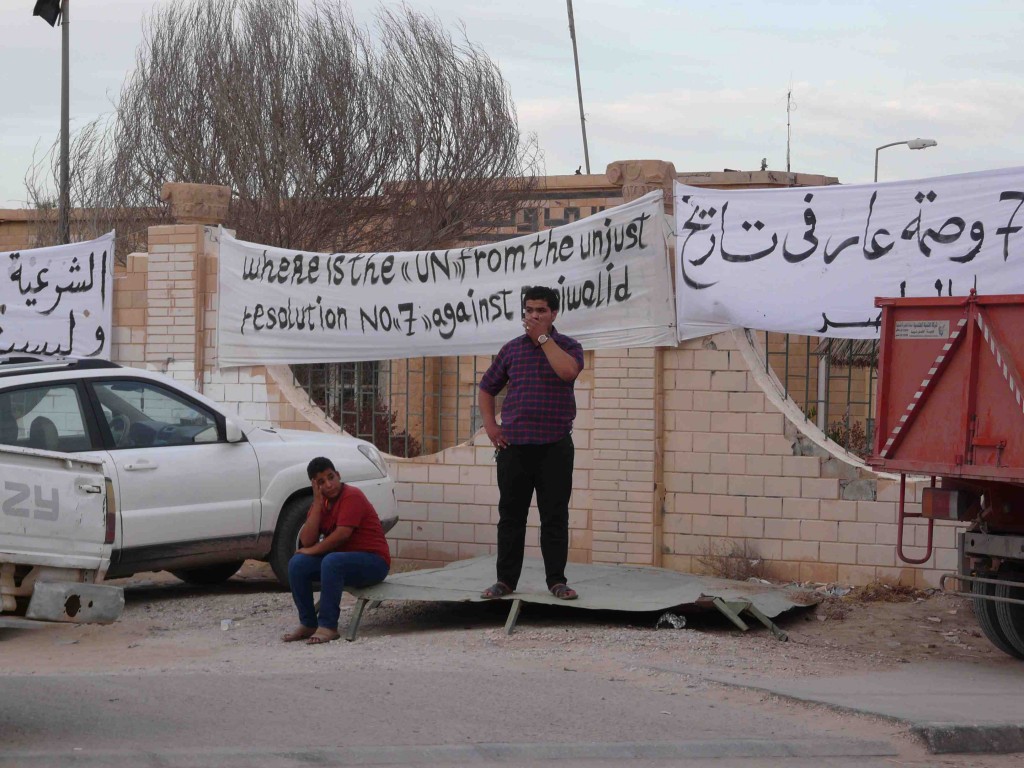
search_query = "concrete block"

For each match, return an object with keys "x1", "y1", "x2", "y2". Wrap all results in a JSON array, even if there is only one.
[
  {"x1": 692, "y1": 432, "x2": 729, "y2": 453},
  {"x1": 727, "y1": 517, "x2": 764, "y2": 538},
  {"x1": 799, "y1": 562, "x2": 838, "y2": 584},
  {"x1": 747, "y1": 412, "x2": 785, "y2": 434},
  {"x1": 857, "y1": 501, "x2": 897, "y2": 523},
  {"x1": 746, "y1": 454, "x2": 782, "y2": 476},
  {"x1": 819, "y1": 542, "x2": 857, "y2": 564},
  {"x1": 765, "y1": 519, "x2": 801, "y2": 539},
  {"x1": 693, "y1": 515, "x2": 728, "y2": 536},
  {"x1": 709, "y1": 412, "x2": 747, "y2": 433},
  {"x1": 675, "y1": 411, "x2": 712, "y2": 432},
  {"x1": 692, "y1": 474, "x2": 728, "y2": 494},
  {"x1": 819, "y1": 499, "x2": 859, "y2": 521},
  {"x1": 857, "y1": 543, "x2": 896, "y2": 567},
  {"x1": 728, "y1": 474, "x2": 765, "y2": 497},
  {"x1": 801, "y1": 519, "x2": 839, "y2": 542},
  {"x1": 782, "y1": 497, "x2": 819, "y2": 520},
  {"x1": 728, "y1": 392, "x2": 765, "y2": 412},
  {"x1": 710, "y1": 453, "x2": 746, "y2": 474},
  {"x1": 765, "y1": 476, "x2": 802, "y2": 498},
  {"x1": 837, "y1": 564, "x2": 878, "y2": 586},
  {"x1": 692, "y1": 391, "x2": 731, "y2": 412},
  {"x1": 764, "y1": 434, "x2": 798, "y2": 455},
  {"x1": 664, "y1": 472, "x2": 693, "y2": 493},
  {"x1": 729, "y1": 433, "x2": 765, "y2": 455},
  {"x1": 782, "y1": 539, "x2": 819, "y2": 561},
  {"x1": 838, "y1": 521, "x2": 876, "y2": 544},
  {"x1": 746, "y1": 497, "x2": 783, "y2": 518},
  {"x1": 709, "y1": 370, "x2": 748, "y2": 391},
  {"x1": 802, "y1": 477, "x2": 840, "y2": 499},
  {"x1": 782, "y1": 455, "x2": 822, "y2": 478}
]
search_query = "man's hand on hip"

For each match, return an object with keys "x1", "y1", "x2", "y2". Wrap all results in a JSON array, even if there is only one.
[{"x1": 485, "y1": 422, "x2": 508, "y2": 449}]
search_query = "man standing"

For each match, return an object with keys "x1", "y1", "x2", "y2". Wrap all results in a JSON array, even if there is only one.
[{"x1": 478, "y1": 286, "x2": 584, "y2": 600}]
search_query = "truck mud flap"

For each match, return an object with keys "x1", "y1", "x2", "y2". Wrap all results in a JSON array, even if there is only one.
[{"x1": 24, "y1": 581, "x2": 125, "y2": 624}]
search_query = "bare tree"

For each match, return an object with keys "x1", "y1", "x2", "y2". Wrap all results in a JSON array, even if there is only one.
[{"x1": 25, "y1": 0, "x2": 540, "y2": 259}]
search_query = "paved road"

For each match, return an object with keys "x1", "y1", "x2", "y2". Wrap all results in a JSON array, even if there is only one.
[
  {"x1": 0, "y1": 657, "x2": 1002, "y2": 768},
  {"x1": 3, "y1": 567, "x2": 1021, "y2": 767}
]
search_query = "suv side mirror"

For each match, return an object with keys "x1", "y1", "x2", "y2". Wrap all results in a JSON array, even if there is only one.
[{"x1": 225, "y1": 420, "x2": 244, "y2": 443}]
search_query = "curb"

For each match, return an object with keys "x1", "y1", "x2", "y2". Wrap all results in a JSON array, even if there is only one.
[
  {"x1": 912, "y1": 724, "x2": 1024, "y2": 755},
  {"x1": 643, "y1": 663, "x2": 1024, "y2": 756}
]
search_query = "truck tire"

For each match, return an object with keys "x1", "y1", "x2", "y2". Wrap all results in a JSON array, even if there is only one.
[
  {"x1": 972, "y1": 572, "x2": 1024, "y2": 659},
  {"x1": 170, "y1": 560, "x2": 244, "y2": 586},
  {"x1": 270, "y1": 495, "x2": 311, "y2": 589},
  {"x1": 994, "y1": 569, "x2": 1024, "y2": 658}
]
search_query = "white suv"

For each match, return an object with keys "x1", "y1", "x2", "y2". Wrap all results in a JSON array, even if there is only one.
[{"x1": 0, "y1": 359, "x2": 398, "y2": 587}]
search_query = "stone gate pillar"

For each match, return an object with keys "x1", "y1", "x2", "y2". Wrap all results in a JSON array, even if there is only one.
[
  {"x1": 145, "y1": 183, "x2": 230, "y2": 389},
  {"x1": 596, "y1": 160, "x2": 676, "y2": 567}
]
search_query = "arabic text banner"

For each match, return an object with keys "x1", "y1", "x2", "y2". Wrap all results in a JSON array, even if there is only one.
[
  {"x1": 217, "y1": 191, "x2": 676, "y2": 366},
  {"x1": 1, "y1": 233, "x2": 115, "y2": 359},
  {"x1": 674, "y1": 167, "x2": 1024, "y2": 339}
]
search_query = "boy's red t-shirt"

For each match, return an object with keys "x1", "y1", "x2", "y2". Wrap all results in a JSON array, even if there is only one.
[{"x1": 318, "y1": 484, "x2": 391, "y2": 567}]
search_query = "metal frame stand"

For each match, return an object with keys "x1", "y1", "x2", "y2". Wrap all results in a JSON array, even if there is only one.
[
  {"x1": 345, "y1": 597, "x2": 382, "y2": 642},
  {"x1": 711, "y1": 597, "x2": 789, "y2": 641}
]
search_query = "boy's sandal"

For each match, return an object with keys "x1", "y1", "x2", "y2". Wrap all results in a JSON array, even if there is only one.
[
  {"x1": 306, "y1": 628, "x2": 340, "y2": 645},
  {"x1": 481, "y1": 581, "x2": 513, "y2": 599},
  {"x1": 549, "y1": 583, "x2": 578, "y2": 600}
]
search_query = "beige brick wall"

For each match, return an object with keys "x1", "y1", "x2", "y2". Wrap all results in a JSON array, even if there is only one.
[
  {"x1": 4, "y1": 167, "x2": 958, "y2": 588},
  {"x1": 659, "y1": 330, "x2": 955, "y2": 588}
]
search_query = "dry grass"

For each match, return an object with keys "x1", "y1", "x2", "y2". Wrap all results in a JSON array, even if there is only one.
[
  {"x1": 814, "y1": 580, "x2": 928, "y2": 622},
  {"x1": 848, "y1": 580, "x2": 929, "y2": 603},
  {"x1": 696, "y1": 540, "x2": 769, "y2": 582}
]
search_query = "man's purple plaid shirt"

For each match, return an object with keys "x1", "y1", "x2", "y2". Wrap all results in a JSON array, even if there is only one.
[{"x1": 479, "y1": 328, "x2": 585, "y2": 445}]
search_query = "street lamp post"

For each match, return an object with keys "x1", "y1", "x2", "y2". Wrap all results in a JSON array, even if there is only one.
[
  {"x1": 32, "y1": 0, "x2": 70, "y2": 244},
  {"x1": 874, "y1": 138, "x2": 938, "y2": 183}
]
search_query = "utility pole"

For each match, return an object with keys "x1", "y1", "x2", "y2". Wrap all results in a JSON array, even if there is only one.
[
  {"x1": 566, "y1": 0, "x2": 591, "y2": 174},
  {"x1": 59, "y1": 0, "x2": 70, "y2": 243}
]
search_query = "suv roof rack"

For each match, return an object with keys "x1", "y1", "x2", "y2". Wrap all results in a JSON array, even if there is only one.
[{"x1": 0, "y1": 359, "x2": 122, "y2": 379}]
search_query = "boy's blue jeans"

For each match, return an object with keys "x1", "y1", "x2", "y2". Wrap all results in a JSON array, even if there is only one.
[{"x1": 288, "y1": 551, "x2": 389, "y2": 631}]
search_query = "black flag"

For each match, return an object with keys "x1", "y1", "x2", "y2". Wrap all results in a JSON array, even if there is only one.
[{"x1": 33, "y1": 0, "x2": 62, "y2": 27}]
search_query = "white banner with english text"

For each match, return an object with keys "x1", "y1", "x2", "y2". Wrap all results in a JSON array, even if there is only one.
[
  {"x1": 216, "y1": 191, "x2": 675, "y2": 366},
  {"x1": 1, "y1": 232, "x2": 115, "y2": 359},
  {"x1": 675, "y1": 167, "x2": 1024, "y2": 339}
]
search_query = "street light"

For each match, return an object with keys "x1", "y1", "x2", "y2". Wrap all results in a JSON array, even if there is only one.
[{"x1": 874, "y1": 138, "x2": 938, "y2": 183}]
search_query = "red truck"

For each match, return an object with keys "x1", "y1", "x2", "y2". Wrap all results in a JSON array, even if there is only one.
[{"x1": 871, "y1": 292, "x2": 1024, "y2": 659}]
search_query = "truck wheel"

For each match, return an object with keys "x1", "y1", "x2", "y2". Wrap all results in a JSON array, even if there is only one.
[
  {"x1": 270, "y1": 495, "x2": 311, "y2": 589},
  {"x1": 972, "y1": 572, "x2": 1024, "y2": 659},
  {"x1": 170, "y1": 560, "x2": 244, "y2": 586},
  {"x1": 994, "y1": 570, "x2": 1024, "y2": 658},
  {"x1": 974, "y1": 573, "x2": 1024, "y2": 663}
]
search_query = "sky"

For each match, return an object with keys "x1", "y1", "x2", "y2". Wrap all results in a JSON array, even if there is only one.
[{"x1": 1, "y1": 0, "x2": 1023, "y2": 208}]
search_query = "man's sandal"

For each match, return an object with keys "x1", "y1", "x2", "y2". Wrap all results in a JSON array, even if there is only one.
[
  {"x1": 549, "y1": 583, "x2": 578, "y2": 600},
  {"x1": 481, "y1": 582, "x2": 513, "y2": 599}
]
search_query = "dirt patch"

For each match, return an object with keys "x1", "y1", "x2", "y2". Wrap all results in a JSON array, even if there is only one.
[{"x1": 0, "y1": 561, "x2": 1013, "y2": 679}]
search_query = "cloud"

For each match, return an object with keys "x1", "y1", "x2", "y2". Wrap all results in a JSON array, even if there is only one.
[{"x1": 520, "y1": 78, "x2": 1024, "y2": 183}]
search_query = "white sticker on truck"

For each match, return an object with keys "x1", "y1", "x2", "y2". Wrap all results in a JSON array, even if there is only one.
[{"x1": 894, "y1": 320, "x2": 951, "y2": 339}]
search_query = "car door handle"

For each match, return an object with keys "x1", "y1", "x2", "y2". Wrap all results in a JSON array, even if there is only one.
[{"x1": 123, "y1": 461, "x2": 158, "y2": 471}]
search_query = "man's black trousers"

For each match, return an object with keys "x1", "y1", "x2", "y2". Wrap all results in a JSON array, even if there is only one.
[{"x1": 495, "y1": 434, "x2": 574, "y2": 590}]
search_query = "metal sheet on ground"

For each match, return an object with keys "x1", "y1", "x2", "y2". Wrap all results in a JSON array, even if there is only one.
[{"x1": 350, "y1": 555, "x2": 812, "y2": 618}]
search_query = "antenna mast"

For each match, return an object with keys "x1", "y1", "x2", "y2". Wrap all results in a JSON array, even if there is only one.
[
  {"x1": 786, "y1": 87, "x2": 793, "y2": 173},
  {"x1": 566, "y1": 0, "x2": 591, "y2": 174}
]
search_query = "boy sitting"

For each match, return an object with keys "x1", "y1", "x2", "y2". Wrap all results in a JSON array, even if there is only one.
[{"x1": 282, "y1": 456, "x2": 391, "y2": 645}]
